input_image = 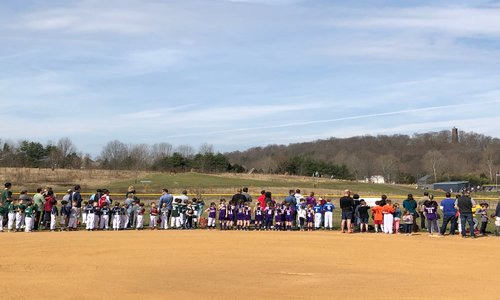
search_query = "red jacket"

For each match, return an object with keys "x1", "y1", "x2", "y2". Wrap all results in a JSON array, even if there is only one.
[{"x1": 44, "y1": 196, "x2": 56, "y2": 212}]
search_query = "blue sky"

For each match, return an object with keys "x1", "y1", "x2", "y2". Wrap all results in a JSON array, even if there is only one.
[{"x1": 1, "y1": 0, "x2": 500, "y2": 156}]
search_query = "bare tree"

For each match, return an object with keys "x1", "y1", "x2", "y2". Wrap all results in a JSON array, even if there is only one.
[
  {"x1": 198, "y1": 143, "x2": 214, "y2": 155},
  {"x1": 176, "y1": 144, "x2": 195, "y2": 159},
  {"x1": 151, "y1": 143, "x2": 173, "y2": 161},
  {"x1": 100, "y1": 140, "x2": 128, "y2": 170},
  {"x1": 424, "y1": 150, "x2": 445, "y2": 182}
]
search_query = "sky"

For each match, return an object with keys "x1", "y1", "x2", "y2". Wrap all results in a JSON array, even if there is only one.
[{"x1": 1, "y1": 0, "x2": 500, "y2": 156}]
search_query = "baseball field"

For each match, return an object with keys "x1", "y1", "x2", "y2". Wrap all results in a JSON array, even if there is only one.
[{"x1": 0, "y1": 230, "x2": 498, "y2": 300}]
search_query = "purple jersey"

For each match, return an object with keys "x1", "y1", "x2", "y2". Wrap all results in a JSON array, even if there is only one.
[
  {"x1": 285, "y1": 207, "x2": 293, "y2": 222},
  {"x1": 208, "y1": 207, "x2": 217, "y2": 218},
  {"x1": 255, "y1": 207, "x2": 263, "y2": 221},
  {"x1": 424, "y1": 206, "x2": 437, "y2": 220},
  {"x1": 275, "y1": 208, "x2": 282, "y2": 222},
  {"x1": 306, "y1": 209, "x2": 314, "y2": 223},
  {"x1": 219, "y1": 205, "x2": 227, "y2": 220}
]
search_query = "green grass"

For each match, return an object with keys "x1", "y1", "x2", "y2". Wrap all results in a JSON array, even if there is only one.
[{"x1": 106, "y1": 172, "x2": 427, "y2": 197}]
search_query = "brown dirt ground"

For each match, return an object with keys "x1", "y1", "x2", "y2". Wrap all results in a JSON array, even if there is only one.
[{"x1": 0, "y1": 231, "x2": 498, "y2": 300}]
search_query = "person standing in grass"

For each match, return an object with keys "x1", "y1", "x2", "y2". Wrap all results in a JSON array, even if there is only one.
[
  {"x1": 157, "y1": 189, "x2": 173, "y2": 228},
  {"x1": 1, "y1": 182, "x2": 12, "y2": 227},
  {"x1": 339, "y1": 190, "x2": 354, "y2": 233},
  {"x1": 371, "y1": 201, "x2": 384, "y2": 233},
  {"x1": 382, "y1": 199, "x2": 395, "y2": 234},
  {"x1": 439, "y1": 192, "x2": 457, "y2": 236},
  {"x1": 455, "y1": 191, "x2": 476, "y2": 239},
  {"x1": 423, "y1": 198, "x2": 439, "y2": 236},
  {"x1": 32, "y1": 188, "x2": 44, "y2": 230},
  {"x1": 355, "y1": 200, "x2": 370, "y2": 233},
  {"x1": 403, "y1": 194, "x2": 418, "y2": 232}
]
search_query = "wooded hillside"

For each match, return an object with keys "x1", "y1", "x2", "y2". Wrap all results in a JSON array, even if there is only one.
[{"x1": 225, "y1": 130, "x2": 500, "y2": 185}]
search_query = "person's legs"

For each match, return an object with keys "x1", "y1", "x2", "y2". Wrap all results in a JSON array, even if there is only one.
[
  {"x1": 467, "y1": 214, "x2": 475, "y2": 237},
  {"x1": 460, "y1": 214, "x2": 467, "y2": 237},
  {"x1": 440, "y1": 216, "x2": 450, "y2": 235},
  {"x1": 420, "y1": 212, "x2": 426, "y2": 229},
  {"x1": 480, "y1": 221, "x2": 487, "y2": 235}
]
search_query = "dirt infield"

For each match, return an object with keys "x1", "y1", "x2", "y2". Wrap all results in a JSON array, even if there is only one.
[{"x1": 0, "y1": 231, "x2": 498, "y2": 300}]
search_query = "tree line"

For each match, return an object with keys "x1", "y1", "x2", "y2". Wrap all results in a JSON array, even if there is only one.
[
  {"x1": 0, "y1": 139, "x2": 244, "y2": 173},
  {"x1": 225, "y1": 130, "x2": 500, "y2": 185}
]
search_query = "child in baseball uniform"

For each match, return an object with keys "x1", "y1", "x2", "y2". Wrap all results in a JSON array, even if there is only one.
[
  {"x1": 297, "y1": 202, "x2": 306, "y2": 231},
  {"x1": 254, "y1": 204, "x2": 263, "y2": 230},
  {"x1": 160, "y1": 203, "x2": 169, "y2": 230},
  {"x1": 236, "y1": 204, "x2": 244, "y2": 230},
  {"x1": 60, "y1": 200, "x2": 71, "y2": 231},
  {"x1": 111, "y1": 202, "x2": 122, "y2": 231},
  {"x1": 170, "y1": 199, "x2": 182, "y2": 229},
  {"x1": 323, "y1": 199, "x2": 335, "y2": 230},
  {"x1": 371, "y1": 201, "x2": 384, "y2": 233},
  {"x1": 24, "y1": 202, "x2": 35, "y2": 232},
  {"x1": 136, "y1": 202, "x2": 145, "y2": 230},
  {"x1": 244, "y1": 203, "x2": 251, "y2": 230},
  {"x1": 313, "y1": 201, "x2": 323, "y2": 230},
  {"x1": 6, "y1": 194, "x2": 16, "y2": 232},
  {"x1": 306, "y1": 205, "x2": 314, "y2": 231},
  {"x1": 149, "y1": 202, "x2": 159, "y2": 230},
  {"x1": 15, "y1": 199, "x2": 26, "y2": 231},
  {"x1": 274, "y1": 205, "x2": 282, "y2": 231},
  {"x1": 81, "y1": 201, "x2": 89, "y2": 226},
  {"x1": 284, "y1": 204, "x2": 293, "y2": 231},
  {"x1": 382, "y1": 200, "x2": 395, "y2": 234},
  {"x1": 100, "y1": 203, "x2": 111, "y2": 230},
  {"x1": 218, "y1": 199, "x2": 227, "y2": 230},
  {"x1": 84, "y1": 201, "x2": 96, "y2": 231},
  {"x1": 50, "y1": 203, "x2": 58, "y2": 231},
  {"x1": 205, "y1": 202, "x2": 217, "y2": 230},
  {"x1": 227, "y1": 203, "x2": 235, "y2": 230},
  {"x1": 68, "y1": 201, "x2": 80, "y2": 231}
]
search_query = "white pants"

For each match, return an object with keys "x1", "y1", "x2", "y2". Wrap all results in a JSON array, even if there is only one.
[
  {"x1": 15, "y1": 212, "x2": 24, "y2": 229},
  {"x1": 136, "y1": 215, "x2": 144, "y2": 229},
  {"x1": 383, "y1": 214, "x2": 394, "y2": 234},
  {"x1": 0, "y1": 215, "x2": 3, "y2": 231},
  {"x1": 68, "y1": 217, "x2": 78, "y2": 229},
  {"x1": 50, "y1": 214, "x2": 57, "y2": 230},
  {"x1": 82, "y1": 213, "x2": 88, "y2": 224},
  {"x1": 170, "y1": 216, "x2": 181, "y2": 228},
  {"x1": 8, "y1": 212, "x2": 15, "y2": 230},
  {"x1": 100, "y1": 215, "x2": 109, "y2": 229},
  {"x1": 161, "y1": 215, "x2": 169, "y2": 229},
  {"x1": 113, "y1": 215, "x2": 121, "y2": 230},
  {"x1": 94, "y1": 215, "x2": 100, "y2": 228},
  {"x1": 150, "y1": 216, "x2": 158, "y2": 228},
  {"x1": 122, "y1": 215, "x2": 128, "y2": 229},
  {"x1": 314, "y1": 213, "x2": 322, "y2": 228},
  {"x1": 86, "y1": 213, "x2": 95, "y2": 230},
  {"x1": 208, "y1": 217, "x2": 216, "y2": 227},
  {"x1": 24, "y1": 217, "x2": 33, "y2": 232},
  {"x1": 60, "y1": 215, "x2": 66, "y2": 226},
  {"x1": 324, "y1": 212, "x2": 333, "y2": 229}
]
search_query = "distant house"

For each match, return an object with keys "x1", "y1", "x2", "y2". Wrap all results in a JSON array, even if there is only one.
[
  {"x1": 417, "y1": 175, "x2": 432, "y2": 189},
  {"x1": 433, "y1": 181, "x2": 470, "y2": 193},
  {"x1": 365, "y1": 175, "x2": 385, "y2": 184}
]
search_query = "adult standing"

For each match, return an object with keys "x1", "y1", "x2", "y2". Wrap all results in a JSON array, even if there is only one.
[
  {"x1": 455, "y1": 191, "x2": 476, "y2": 239},
  {"x1": 19, "y1": 190, "x2": 31, "y2": 206},
  {"x1": 418, "y1": 192, "x2": 430, "y2": 230},
  {"x1": 1, "y1": 182, "x2": 12, "y2": 226},
  {"x1": 403, "y1": 194, "x2": 418, "y2": 232},
  {"x1": 423, "y1": 198, "x2": 439, "y2": 235},
  {"x1": 242, "y1": 187, "x2": 252, "y2": 203},
  {"x1": 71, "y1": 185, "x2": 83, "y2": 208},
  {"x1": 339, "y1": 190, "x2": 354, "y2": 233},
  {"x1": 294, "y1": 189, "x2": 303, "y2": 204},
  {"x1": 257, "y1": 190, "x2": 266, "y2": 209},
  {"x1": 306, "y1": 192, "x2": 316, "y2": 208},
  {"x1": 231, "y1": 189, "x2": 247, "y2": 205},
  {"x1": 158, "y1": 188, "x2": 173, "y2": 225},
  {"x1": 440, "y1": 192, "x2": 457, "y2": 236},
  {"x1": 32, "y1": 187, "x2": 45, "y2": 230},
  {"x1": 176, "y1": 190, "x2": 189, "y2": 205}
]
